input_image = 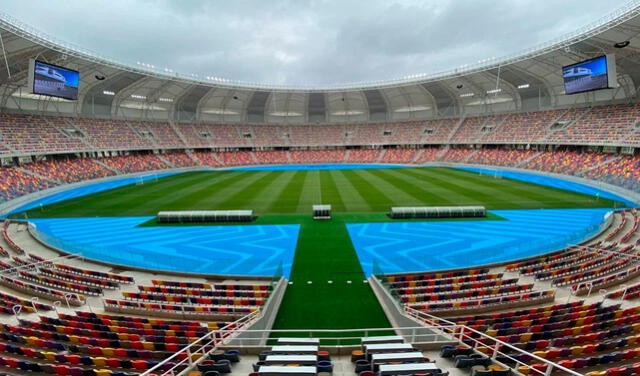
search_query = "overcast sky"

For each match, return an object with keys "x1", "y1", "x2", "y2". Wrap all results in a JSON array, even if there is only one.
[{"x1": 0, "y1": 0, "x2": 631, "y2": 86}]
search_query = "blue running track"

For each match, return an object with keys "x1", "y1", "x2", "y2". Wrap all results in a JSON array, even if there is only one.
[
  {"x1": 347, "y1": 208, "x2": 611, "y2": 276},
  {"x1": 29, "y1": 217, "x2": 299, "y2": 277}
]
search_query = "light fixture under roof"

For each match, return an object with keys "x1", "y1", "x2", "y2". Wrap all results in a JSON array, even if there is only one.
[
  {"x1": 158, "y1": 97, "x2": 173, "y2": 103},
  {"x1": 394, "y1": 105, "x2": 430, "y2": 112},
  {"x1": 131, "y1": 94, "x2": 146, "y2": 100},
  {"x1": 201, "y1": 108, "x2": 240, "y2": 115},
  {"x1": 102, "y1": 90, "x2": 115, "y2": 96},
  {"x1": 517, "y1": 84, "x2": 530, "y2": 89},
  {"x1": 486, "y1": 88, "x2": 502, "y2": 94},
  {"x1": 331, "y1": 110, "x2": 364, "y2": 116},
  {"x1": 269, "y1": 111, "x2": 302, "y2": 117},
  {"x1": 460, "y1": 93, "x2": 475, "y2": 98},
  {"x1": 614, "y1": 40, "x2": 630, "y2": 48}
]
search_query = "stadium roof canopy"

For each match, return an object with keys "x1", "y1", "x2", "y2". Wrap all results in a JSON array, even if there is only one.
[{"x1": 1, "y1": 2, "x2": 640, "y2": 124}]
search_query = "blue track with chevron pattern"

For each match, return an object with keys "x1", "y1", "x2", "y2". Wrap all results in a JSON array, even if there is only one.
[
  {"x1": 29, "y1": 217, "x2": 299, "y2": 277},
  {"x1": 347, "y1": 208, "x2": 611, "y2": 276}
]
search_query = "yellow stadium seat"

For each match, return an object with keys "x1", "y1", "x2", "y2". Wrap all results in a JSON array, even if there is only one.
[
  {"x1": 92, "y1": 357, "x2": 107, "y2": 367},
  {"x1": 102, "y1": 347, "x2": 115, "y2": 357}
]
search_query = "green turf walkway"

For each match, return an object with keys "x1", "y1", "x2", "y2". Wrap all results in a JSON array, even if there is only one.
[{"x1": 271, "y1": 215, "x2": 390, "y2": 331}]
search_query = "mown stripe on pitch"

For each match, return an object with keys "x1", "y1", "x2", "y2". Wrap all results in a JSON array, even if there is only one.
[
  {"x1": 328, "y1": 169, "x2": 372, "y2": 212},
  {"x1": 217, "y1": 170, "x2": 287, "y2": 210},
  {"x1": 296, "y1": 170, "x2": 322, "y2": 214},
  {"x1": 43, "y1": 171, "x2": 223, "y2": 215},
  {"x1": 440, "y1": 168, "x2": 602, "y2": 206},
  {"x1": 320, "y1": 170, "x2": 347, "y2": 212},
  {"x1": 189, "y1": 171, "x2": 273, "y2": 208},
  {"x1": 135, "y1": 171, "x2": 248, "y2": 211},
  {"x1": 428, "y1": 168, "x2": 548, "y2": 207},
  {"x1": 339, "y1": 169, "x2": 397, "y2": 211},
  {"x1": 372, "y1": 169, "x2": 457, "y2": 206},
  {"x1": 248, "y1": 170, "x2": 297, "y2": 213},
  {"x1": 437, "y1": 168, "x2": 560, "y2": 204},
  {"x1": 164, "y1": 171, "x2": 260, "y2": 209},
  {"x1": 399, "y1": 168, "x2": 488, "y2": 206},
  {"x1": 352, "y1": 169, "x2": 422, "y2": 207},
  {"x1": 264, "y1": 170, "x2": 306, "y2": 214}
]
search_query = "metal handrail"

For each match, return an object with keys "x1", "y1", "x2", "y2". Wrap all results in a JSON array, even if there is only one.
[
  {"x1": 404, "y1": 307, "x2": 584, "y2": 376},
  {"x1": 143, "y1": 310, "x2": 584, "y2": 376},
  {"x1": 140, "y1": 309, "x2": 261, "y2": 376}
]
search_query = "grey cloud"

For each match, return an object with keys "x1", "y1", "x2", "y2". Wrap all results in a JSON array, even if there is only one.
[{"x1": 0, "y1": 0, "x2": 630, "y2": 85}]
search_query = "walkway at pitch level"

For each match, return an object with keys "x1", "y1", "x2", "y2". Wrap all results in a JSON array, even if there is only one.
[{"x1": 271, "y1": 214, "x2": 393, "y2": 340}]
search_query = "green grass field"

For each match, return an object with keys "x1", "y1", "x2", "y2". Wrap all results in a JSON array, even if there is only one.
[
  {"x1": 21, "y1": 167, "x2": 618, "y2": 218},
  {"x1": 17, "y1": 167, "x2": 620, "y2": 332}
]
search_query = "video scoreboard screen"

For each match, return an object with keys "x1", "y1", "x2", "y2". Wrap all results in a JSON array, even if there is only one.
[
  {"x1": 27, "y1": 59, "x2": 79, "y2": 100},
  {"x1": 562, "y1": 54, "x2": 617, "y2": 95}
]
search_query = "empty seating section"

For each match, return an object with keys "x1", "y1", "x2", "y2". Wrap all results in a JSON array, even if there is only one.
[
  {"x1": 0, "y1": 310, "x2": 217, "y2": 374},
  {"x1": 483, "y1": 110, "x2": 562, "y2": 143},
  {"x1": 290, "y1": 149, "x2": 345, "y2": 163},
  {"x1": 102, "y1": 279, "x2": 271, "y2": 320},
  {"x1": 98, "y1": 154, "x2": 168, "y2": 173},
  {"x1": 0, "y1": 113, "x2": 86, "y2": 154},
  {"x1": 384, "y1": 148, "x2": 421, "y2": 163},
  {"x1": 522, "y1": 150, "x2": 610, "y2": 176},
  {"x1": 441, "y1": 148, "x2": 474, "y2": 162},
  {"x1": 0, "y1": 291, "x2": 52, "y2": 314},
  {"x1": 175, "y1": 123, "x2": 213, "y2": 147},
  {"x1": 129, "y1": 121, "x2": 184, "y2": 148},
  {"x1": 2, "y1": 104, "x2": 640, "y2": 154},
  {"x1": 349, "y1": 149, "x2": 382, "y2": 163},
  {"x1": 160, "y1": 152, "x2": 197, "y2": 168},
  {"x1": 2, "y1": 221, "x2": 23, "y2": 254},
  {"x1": 289, "y1": 124, "x2": 346, "y2": 146},
  {"x1": 0, "y1": 166, "x2": 56, "y2": 202},
  {"x1": 505, "y1": 211, "x2": 640, "y2": 296},
  {"x1": 18, "y1": 271, "x2": 102, "y2": 296},
  {"x1": 209, "y1": 125, "x2": 247, "y2": 147},
  {"x1": 585, "y1": 154, "x2": 640, "y2": 192},
  {"x1": 442, "y1": 302, "x2": 640, "y2": 376},
  {"x1": 192, "y1": 151, "x2": 223, "y2": 167},
  {"x1": 451, "y1": 116, "x2": 487, "y2": 143},
  {"x1": 382, "y1": 268, "x2": 556, "y2": 315},
  {"x1": 251, "y1": 125, "x2": 289, "y2": 146},
  {"x1": 0, "y1": 275, "x2": 84, "y2": 306},
  {"x1": 23, "y1": 159, "x2": 115, "y2": 184},
  {"x1": 414, "y1": 147, "x2": 445, "y2": 163},
  {"x1": 419, "y1": 118, "x2": 459, "y2": 143},
  {"x1": 410, "y1": 290, "x2": 556, "y2": 315},
  {"x1": 348, "y1": 123, "x2": 387, "y2": 145},
  {"x1": 608, "y1": 281, "x2": 640, "y2": 300},
  {"x1": 215, "y1": 151, "x2": 254, "y2": 166},
  {"x1": 254, "y1": 151, "x2": 289, "y2": 164},
  {"x1": 103, "y1": 298, "x2": 257, "y2": 319},
  {"x1": 547, "y1": 104, "x2": 640, "y2": 145},
  {"x1": 72, "y1": 118, "x2": 150, "y2": 150},
  {"x1": 466, "y1": 149, "x2": 538, "y2": 167}
]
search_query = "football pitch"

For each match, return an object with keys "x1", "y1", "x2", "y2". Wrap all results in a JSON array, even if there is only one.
[
  {"x1": 17, "y1": 167, "x2": 620, "y2": 331},
  {"x1": 21, "y1": 167, "x2": 619, "y2": 217}
]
